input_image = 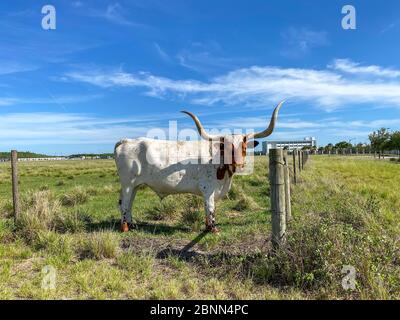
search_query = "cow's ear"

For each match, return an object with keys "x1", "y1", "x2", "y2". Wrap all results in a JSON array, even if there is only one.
[{"x1": 247, "y1": 140, "x2": 259, "y2": 149}]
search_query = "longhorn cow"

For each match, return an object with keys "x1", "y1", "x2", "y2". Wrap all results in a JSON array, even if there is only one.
[{"x1": 114, "y1": 101, "x2": 284, "y2": 233}]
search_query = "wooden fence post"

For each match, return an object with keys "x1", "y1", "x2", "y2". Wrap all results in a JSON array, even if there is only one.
[
  {"x1": 301, "y1": 151, "x2": 304, "y2": 170},
  {"x1": 298, "y1": 150, "x2": 302, "y2": 173},
  {"x1": 292, "y1": 150, "x2": 297, "y2": 184},
  {"x1": 283, "y1": 151, "x2": 292, "y2": 222},
  {"x1": 269, "y1": 149, "x2": 286, "y2": 248},
  {"x1": 11, "y1": 150, "x2": 20, "y2": 222}
]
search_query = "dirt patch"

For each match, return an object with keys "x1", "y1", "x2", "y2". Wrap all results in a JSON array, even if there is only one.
[{"x1": 120, "y1": 232, "x2": 271, "y2": 263}]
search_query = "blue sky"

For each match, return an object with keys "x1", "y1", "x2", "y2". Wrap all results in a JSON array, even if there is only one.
[{"x1": 1, "y1": 0, "x2": 400, "y2": 155}]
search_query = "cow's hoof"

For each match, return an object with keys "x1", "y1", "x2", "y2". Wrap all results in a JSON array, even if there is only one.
[
  {"x1": 210, "y1": 227, "x2": 220, "y2": 234},
  {"x1": 206, "y1": 225, "x2": 220, "y2": 234},
  {"x1": 128, "y1": 222, "x2": 137, "y2": 230},
  {"x1": 120, "y1": 222, "x2": 129, "y2": 233}
]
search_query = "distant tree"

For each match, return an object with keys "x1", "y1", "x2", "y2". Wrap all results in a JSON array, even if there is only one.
[
  {"x1": 335, "y1": 141, "x2": 352, "y2": 149},
  {"x1": 369, "y1": 128, "x2": 391, "y2": 159},
  {"x1": 355, "y1": 143, "x2": 365, "y2": 154},
  {"x1": 0, "y1": 151, "x2": 54, "y2": 159},
  {"x1": 333, "y1": 141, "x2": 351, "y2": 155},
  {"x1": 390, "y1": 131, "x2": 400, "y2": 158},
  {"x1": 324, "y1": 143, "x2": 334, "y2": 153}
]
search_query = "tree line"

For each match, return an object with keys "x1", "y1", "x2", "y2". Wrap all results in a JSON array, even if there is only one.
[
  {"x1": 368, "y1": 128, "x2": 400, "y2": 158},
  {"x1": 0, "y1": 151, "x2": 53, "y2": 159},
  {"x1": 302, "y1": 128, "x2": 400, "y2": 158}
]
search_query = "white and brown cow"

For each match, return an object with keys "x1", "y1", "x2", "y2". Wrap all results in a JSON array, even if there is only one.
[{"x1": 114, "y1": 101, "x2": 284, "y2": 233}]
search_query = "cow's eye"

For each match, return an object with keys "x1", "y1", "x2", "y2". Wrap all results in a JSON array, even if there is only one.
[{"x1": 246, "y1": 140, "x2": 259, "y2": 149}]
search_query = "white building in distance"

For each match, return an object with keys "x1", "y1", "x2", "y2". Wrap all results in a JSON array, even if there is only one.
[{"x1": 262, "y1": 137, "x2": 317, "y2": 154}]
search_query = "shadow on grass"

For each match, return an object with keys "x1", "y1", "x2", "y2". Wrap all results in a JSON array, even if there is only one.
[
  {"x1": 86, "y1": 218, "x2": 120, "y2": 232},
  {"x1": 155, "y1": 230, "x2": 266, "y2": 265},
  {"x1": 86, "y1": 219, "x2": 191, "y2": 235},
  {"x1": 156, "y1": 231, "x2": 211, "y2": 261},
  {"x1": 134, "y1": 221, "x2": 191, "y2": 235}
]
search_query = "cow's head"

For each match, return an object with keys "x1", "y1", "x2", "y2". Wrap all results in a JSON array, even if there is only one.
[{"x1": 182, "y1": 101, "x2": 284, "y2": 174}]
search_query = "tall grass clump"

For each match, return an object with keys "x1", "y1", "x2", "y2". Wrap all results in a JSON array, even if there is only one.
[
  {"x1": 180, "y1": 196, "x2": 204, "y2": 231},
  {"x1": 232, "y1": 193, "x2": 260, "y2": 211},
  {"x1": 16, "y1": 190, "x2": 61, "y2": 243},
  {"x1": 77, "y1": 231, "x2": 120, "y2": 260},
  {"x1": 227, "y1": 184, "x2": 242, "y2": 200},
  {"x1": 0, "y1": 199, "x2": 13, "y2": 218},
  {"x1": 55, "y1": 180, "x2": 65, "y2": 187},
  {"x1": 60, "y1": 186, "x2": 89, "y2": 207},
  {"x1": 54, "y1": 210, "x2": 90, "y2": 233},
  {"x1": 0, "y1": 219, "x2": 15, "y2": 243},
  {"x1": 102, "y1": 184, "x2": 116, "y2": 193},
  {"x1": 15, "y1": 190, "x2": 91, "y2": 243},
  {"x1": 33, "y1": 231, "x2": 74, "y2": 263},
  {"x1": 145, "y1": 197, "x2": 180, "y2": 221}
]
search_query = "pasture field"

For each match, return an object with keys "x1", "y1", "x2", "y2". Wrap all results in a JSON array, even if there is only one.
[{"x1": 0, "y1": 156, "x2": 399, "y2": 299}]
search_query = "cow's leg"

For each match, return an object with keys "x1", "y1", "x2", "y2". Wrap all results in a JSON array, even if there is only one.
[
  {"x1": 202, "y1": 189, "x2": 219, "y2": 233},
  {"x1": 119, "y1": 184, "x2": 137, "y2": 232}
]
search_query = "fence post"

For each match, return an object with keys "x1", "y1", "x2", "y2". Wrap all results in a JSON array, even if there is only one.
[
  {"x1": 269, "y1": 149, "x2": 286, "y2": 248},
  {"x1": 298, "y1": 150, "x2": 302, "y2": 173},
  {"x1": 11, "y1": 150, "x2": 20, "y2": 222},
  {"x1": 301, "y1": 151, "x2": 304, "y2": 170},
  {"x1": 292, "y1": 150, "x2": 297, "y2": 184},
  {"x1": 283, "y1": 151, "x2": 292, "y2": 222}
]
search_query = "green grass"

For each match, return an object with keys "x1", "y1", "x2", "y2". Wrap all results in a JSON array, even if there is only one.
[{"x1": 0, "y1": 156, "x2": 399, "y2": 299}]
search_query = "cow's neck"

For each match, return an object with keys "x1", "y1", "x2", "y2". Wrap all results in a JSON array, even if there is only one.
[{"x1": 215, "y1": 137, "x2": 235, "y2": 180}]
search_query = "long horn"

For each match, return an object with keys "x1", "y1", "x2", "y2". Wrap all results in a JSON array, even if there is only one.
[
  {"x1": 181, "y1": 111, "x2": 217, "y2": 140},
  {"x1": 247, "y1": 100, "x2": 285, "y2": 139}
]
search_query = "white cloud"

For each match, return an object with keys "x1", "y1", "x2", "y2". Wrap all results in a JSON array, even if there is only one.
[
  {"x1": 154, "y1": 42, "x2": 171, "y2": 62},
  {"x1": 0, "y1": 95, "x2": 101, "y2": 107},
  {"x1": 330, "y1": 59, "x2": 400, "y2": 78},
  {"x1": 281, "y1": 27, "x2": 329, "y2": 57},
  {"x1": 210, "y1": 117, "x2": 321, "y2": 130},
  {"x1": 71, "y1": 1, "x2": 83, "y2": 8},
  {"x1": 0, "y1": 62, "x2": 38, "y2": 75},
  {"x1": 176, "y1": 41, "x2": 241, "y2": 74},
  {"x1": 64, "y1": 60, "x2": 400, "y2": 111},
  {"x1": 381, "y1": 21, "x2": 399, "y2": 33},
  {"x1": 84, "y1": 2, "x2": 147, "y2": 28},
  {"x1": 104, "y1": 3, "x2": 133, "y2": 26},
  {"x1": 203, "y1": 116, "x2": 400, "y2": 146},
  {"x1": 209, "y1": 116, "x2": 400, "y2": 132},
  {"x1": 0, "y1": 113, "x2": 155, "y2": 147},
  {"x1": 2, "y1": 110, "x2": 399, "y2": 153}
]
